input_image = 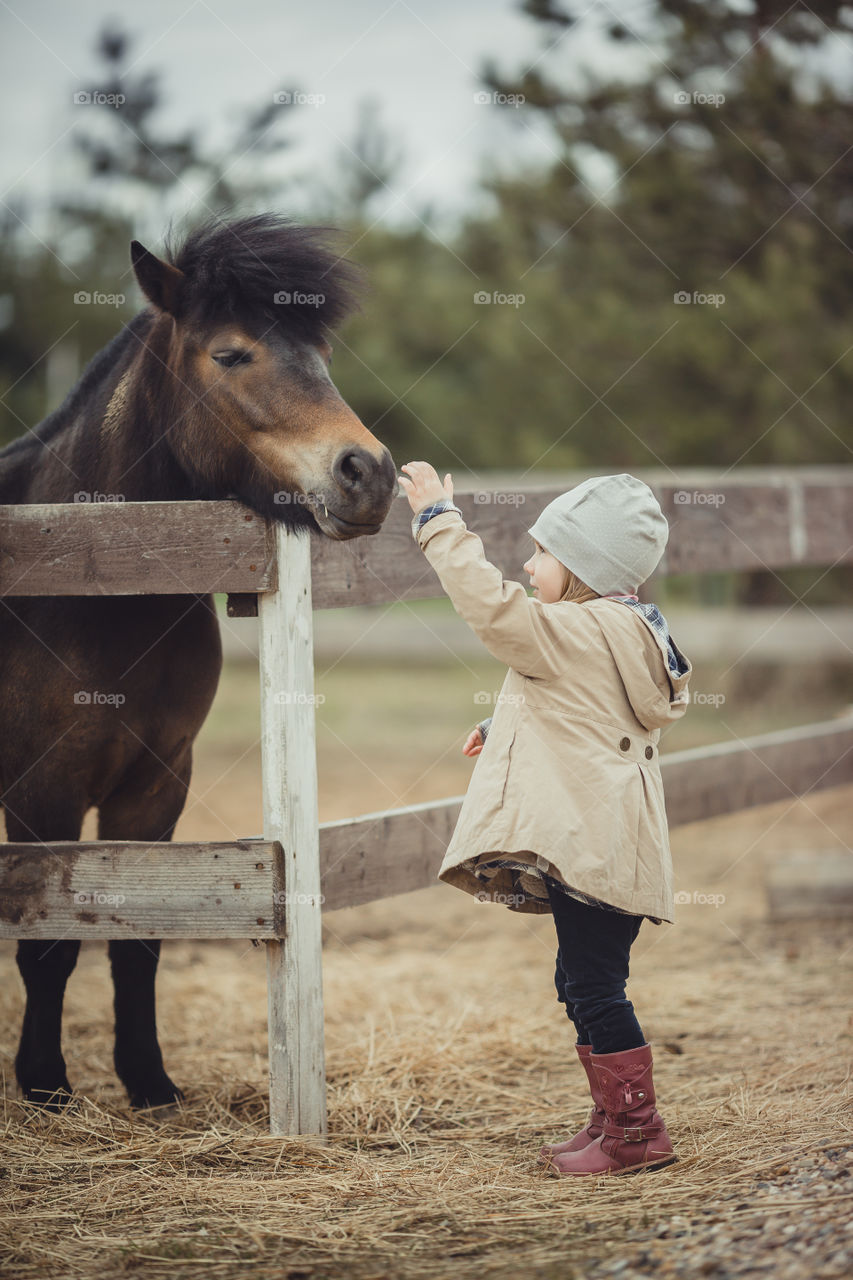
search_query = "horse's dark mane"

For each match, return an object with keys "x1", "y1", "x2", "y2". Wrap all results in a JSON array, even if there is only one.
[
  {"x1": 164, "y1": 213, "x2": 363, "y2": 342},
  {"x1": 0, "y1": 310, "x2": 154, "y2": 461}
]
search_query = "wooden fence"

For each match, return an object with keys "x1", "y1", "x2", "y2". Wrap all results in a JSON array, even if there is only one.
[{"x1": 1, "y1": 468, "x2": 852, "y2": 1135}]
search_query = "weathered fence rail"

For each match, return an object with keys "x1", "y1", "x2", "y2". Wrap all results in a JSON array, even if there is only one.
[
  {"x1": 2, "y1": 467, "x2": 852, "y2": 1135},
  {"x1": 3, "y1": 469, "x2": 852, "y2": 604}
]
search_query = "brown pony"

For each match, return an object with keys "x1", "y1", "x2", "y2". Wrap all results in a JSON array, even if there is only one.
[{"x1": 0, "y1": 214, "x2": 396, "y2": 1109}]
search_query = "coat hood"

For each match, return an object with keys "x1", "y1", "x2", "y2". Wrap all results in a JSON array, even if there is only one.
[{"x1": 590, "y1": 598, "x2": 692, "y2": 732}]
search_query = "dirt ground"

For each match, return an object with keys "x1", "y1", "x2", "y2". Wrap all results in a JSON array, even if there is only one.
[
  {"x1": 1, "y1": 642, "x2": 852, "y2": 1278},
  {"x1": 2, "y1": 768, "x2": 852, "y2": 1277}
]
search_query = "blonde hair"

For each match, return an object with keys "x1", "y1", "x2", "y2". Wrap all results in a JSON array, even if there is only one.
[{"x1": 558, "y1": 566, "x2": 601, "y2": 605}]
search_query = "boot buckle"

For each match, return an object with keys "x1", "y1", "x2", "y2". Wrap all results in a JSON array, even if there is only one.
[{"x1": 622, "y1": 1126, "x2": 645, "y2": 1142}]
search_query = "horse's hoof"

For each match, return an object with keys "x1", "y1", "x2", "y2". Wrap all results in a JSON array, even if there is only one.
[
  {"x1": 127, "y1": 1076, "x2": 185, "y2": 1112},
  {"x1": 21, "y1": 1079, "x2": 74, "y2": 1112}
]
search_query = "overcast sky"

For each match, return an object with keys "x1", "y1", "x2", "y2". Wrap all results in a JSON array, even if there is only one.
[
  {"x1": 0, "y1": 0, "x2": 667, "y2": 244},
  {"x1": 2, "y1": 1, "x2": 849, "y2": 247}
]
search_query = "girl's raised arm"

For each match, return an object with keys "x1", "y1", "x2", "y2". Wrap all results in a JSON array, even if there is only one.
[{"x1": 415, "y1": 509, "x2": 589, "y2": 680}]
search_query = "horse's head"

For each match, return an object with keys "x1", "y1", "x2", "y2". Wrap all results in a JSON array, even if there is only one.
[{"x1": 129, "y1": 215, "x2": 396, "y2": 539}]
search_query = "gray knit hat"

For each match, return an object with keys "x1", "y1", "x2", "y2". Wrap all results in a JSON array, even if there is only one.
[{"x1": 527, "y1": 474, "x2": 668, "y2": 596}]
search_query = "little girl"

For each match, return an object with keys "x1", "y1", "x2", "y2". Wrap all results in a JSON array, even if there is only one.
[{"x1": 398, "y1": 463, "x2": 692, "y2": 1178}]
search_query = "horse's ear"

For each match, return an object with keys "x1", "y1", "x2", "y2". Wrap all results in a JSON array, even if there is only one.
[{"x1": 130, "y1": 240, "x2": 185, "y2": 315}]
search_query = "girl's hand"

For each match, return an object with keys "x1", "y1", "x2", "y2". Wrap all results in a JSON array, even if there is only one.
[
  {"x1": 462, "y1": 726, "x2": 484, "y2": 757},
  {"x1": 398, "y1": 461, "x2": 453, "y2": 514}
]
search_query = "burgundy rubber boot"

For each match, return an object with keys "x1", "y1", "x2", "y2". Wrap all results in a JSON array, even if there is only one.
[
  {"x1": 547, "y1": 1043, "x2": 676, "y2": 1177},
  {"x1": 538, "y1": 1044, "x2": 606, "y2": 1163}
]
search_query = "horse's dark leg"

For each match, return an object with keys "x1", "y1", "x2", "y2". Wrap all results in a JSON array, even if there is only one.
[
  {"x1": 98, "y1": 756, "x2": 192, "y2": 1109},
  {"x1": 107, "y1": 937, "x2": 179, "y2": 1109},
  {"x1": 6, "y1": 805, "x2": 86, "y2": 1110},
  {"x1": 15, "y1": 940, "x2": 81, "y2": 1109}
]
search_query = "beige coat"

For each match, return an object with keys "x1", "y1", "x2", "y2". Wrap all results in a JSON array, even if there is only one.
[{"x1": 417, "y1": 510, "x2": 693, "y2": 924}]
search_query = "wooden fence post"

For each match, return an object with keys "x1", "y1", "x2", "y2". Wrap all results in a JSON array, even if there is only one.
[{"x1": 258, "y1": 524, "x2": 327, "y2": 1137}]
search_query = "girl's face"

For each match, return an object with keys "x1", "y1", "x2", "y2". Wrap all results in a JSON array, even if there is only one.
[{"x1": 523, "y1": 541, "x2": 568, "y2": 604}]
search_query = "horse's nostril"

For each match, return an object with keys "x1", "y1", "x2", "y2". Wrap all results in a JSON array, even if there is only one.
[{"x1": 334, "y1": 448, "x2": 371, "y2": 490}]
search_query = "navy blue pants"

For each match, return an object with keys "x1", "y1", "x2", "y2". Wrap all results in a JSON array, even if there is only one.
[{"x1": 544, "y1": 875, "x2": 646, "y2": 1055}]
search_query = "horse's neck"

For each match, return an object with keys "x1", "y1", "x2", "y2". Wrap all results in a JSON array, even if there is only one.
[
  {"x1": 91, "y1": 363, "x2": 173, "y2": 501},
  {"x1": 7, "y1": 313, "x2": 192, "y2": 504}
]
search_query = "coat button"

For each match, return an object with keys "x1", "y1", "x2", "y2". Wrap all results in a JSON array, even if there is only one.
[
  {"x1": 619, "y1": 737, "x2": 630, "y2": 751},
  {"x1": 645, "y1": 745, "x2": 654, "y2": 759}
]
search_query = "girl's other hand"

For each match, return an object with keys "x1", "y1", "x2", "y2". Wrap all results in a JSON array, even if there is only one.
[
  {"x1": 398, "y1": 461, "x2": 453, "y2": 514},
  {"x1": 462, "y1": 726, "x2": 484, "y2": 757}
]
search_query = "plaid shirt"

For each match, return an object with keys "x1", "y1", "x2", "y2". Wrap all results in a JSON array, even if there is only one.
[
  {"x1": 411, "y1": 498, "x2": 463, "y2": 537},
  {"x1": 414, "y1": 499, "x2": 687, "y2": 924}
]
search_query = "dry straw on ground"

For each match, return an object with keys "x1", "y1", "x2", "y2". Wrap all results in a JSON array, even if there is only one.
[{"x1": 2, "y1": 788, "x2": 852, "y2": 1279}]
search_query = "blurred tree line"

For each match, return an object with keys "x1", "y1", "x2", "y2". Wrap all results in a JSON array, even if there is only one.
[{"x1": 1, "y1": 1, "x2": 851, "y2": 605}]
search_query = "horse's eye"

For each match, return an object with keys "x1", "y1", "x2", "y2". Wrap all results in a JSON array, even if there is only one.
[{"x1": 213, "y1": 350, "x2": 252, "y2": 368}]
